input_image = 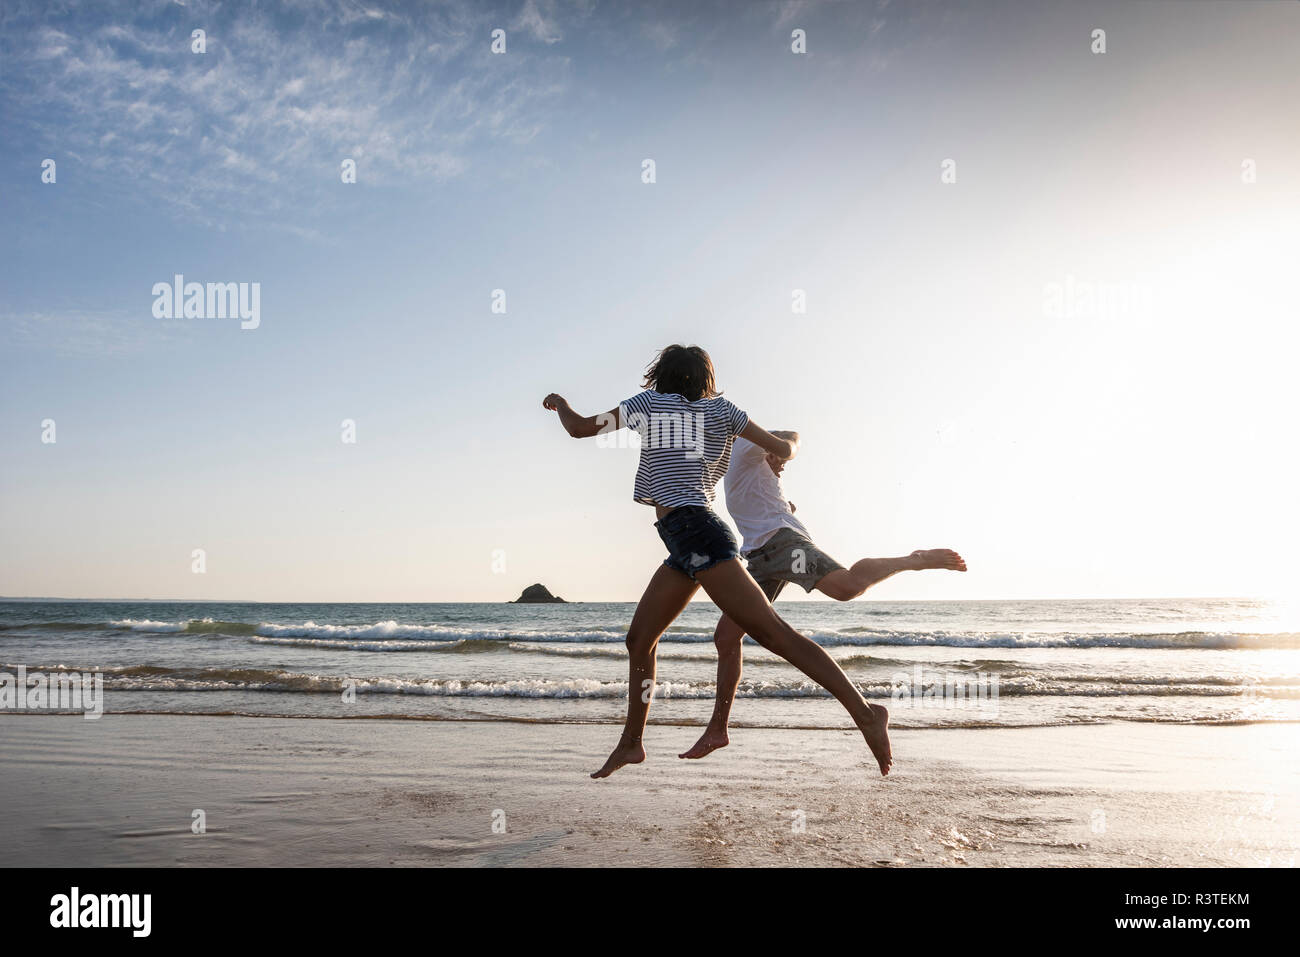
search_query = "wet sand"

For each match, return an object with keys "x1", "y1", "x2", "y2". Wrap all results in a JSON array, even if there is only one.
[{"x1": 0, "y1": 714, "x2": 1294, "y2": 866}]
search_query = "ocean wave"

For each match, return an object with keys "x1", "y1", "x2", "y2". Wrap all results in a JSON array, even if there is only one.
[
  {"x1": 249, "y1": 636, "x2": 513, "y2": 653},
  {"x1": 250, "y1": 621, "x2": 637, "y2": 643},
  {"x1": 9, "y1": 618, "x2": 1297, "y2": 651},
  {"x1": 811, "y1": 629, "x2": 1300, "y2": 649},
  {"x1": 234, "y1": 636, "x2": 1015, "y2": 674},
  {"x1": 109, "y1": 618, "x2": 258, "y2": 636},
  {"x1": 0, "y1": 621, "x2": 106, "y2": 632},
  {"x1": 112, "y1": 619, "x2": 189, "y2": 632},
  {"x1": 245, "y1": 624, "x2": 1298, "y2": 650},
  {"x1": 8, "y1": 663, "x2": 1297, "y2": 700}
]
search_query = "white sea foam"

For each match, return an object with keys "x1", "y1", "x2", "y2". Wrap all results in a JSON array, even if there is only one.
[
  {"x1": 103, "y1": 616, "x2": 1300, "y2": 650},
  {"x1": 111, "y1": 619, "x2": 189, "y2": 632},
  {"x1": 65, "y1": 667, "x2": 1300, "y2": 701}
]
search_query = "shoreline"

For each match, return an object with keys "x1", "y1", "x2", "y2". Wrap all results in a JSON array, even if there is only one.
[
  {"x1": 4, "y1": 708, "x2": 1297, "y2": 729},
  {"x1": 1, "y1": 714, "x2": 1294, "y2": 867}
]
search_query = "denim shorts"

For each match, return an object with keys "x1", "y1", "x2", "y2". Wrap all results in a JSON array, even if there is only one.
[{"x1": 654, "y1": 506, "x2": 740, "y2": 580}]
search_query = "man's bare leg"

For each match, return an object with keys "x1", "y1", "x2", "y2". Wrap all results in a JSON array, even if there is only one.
[
  {"x1": 816, "y1": 548, "x2": 966, "y2": 601},
  {"x1": 679, "y1": 614, "x2": 745, "y2": 759},
  {"x1": 592, "y1": 564, "x2": 699, "y2": 779},
  {"x1": 693, "y1": 559, "x2": 892, "y2": 776},
  {"x1": 685, "y1": 548, "x2": 966, "y2": 760}
]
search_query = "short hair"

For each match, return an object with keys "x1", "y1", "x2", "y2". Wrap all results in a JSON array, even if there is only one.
[{"x1": 642, "y1": 344, "x2": 719, "y2": 402}]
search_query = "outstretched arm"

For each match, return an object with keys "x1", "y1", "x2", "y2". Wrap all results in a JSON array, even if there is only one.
[
  {"x1": 542, "y1": 393, "x2": 619, "y2": 439},
  {"x1": 740, "y1": 421, "x2": 799, "y2": 460}
]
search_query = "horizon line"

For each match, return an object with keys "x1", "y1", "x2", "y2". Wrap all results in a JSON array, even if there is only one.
[{"x1": 0, "y1": 594, "x2": 1270, "y2": 604}]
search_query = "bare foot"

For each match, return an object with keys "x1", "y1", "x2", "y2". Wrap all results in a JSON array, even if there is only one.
[
  {"x1": 856, "y1": 702, "x2": 892, "y2": 776},
  {"x1": 591, "y1": 738, "x2": 646, "y2": 779},
  {"x1": 909, "y1": 548, "x2": 967, "y2": 572},
  {"x1": 679, "y1": 728, "x2": 729, "y2": 759}
]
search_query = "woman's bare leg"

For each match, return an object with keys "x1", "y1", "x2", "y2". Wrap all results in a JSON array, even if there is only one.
[
  {"x1": 686, "y1": 550, "x2": 965, "y2": 760},
  {"x1": 679, "y1": 614, "x2": 746, "y2": 759},
  {"x1": 694, "y1": 559, "x2": 892, "y2": 775},
  {"x1": 591, "y1": 564, "x2": 699, "y2": 779}
]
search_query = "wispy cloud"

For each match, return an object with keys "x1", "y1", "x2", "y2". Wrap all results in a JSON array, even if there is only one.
[
  {"x1": 1, "y1": 0, "x2": 914, "y2": 240},
  {"x1": 0, "y1": 309, "x2": 196, "y2": 358},
  {"x1": 1, "y1": 0, "x2": 575, "y2": 231},
  {"x1": 512, "y1": 0, "x2": 564, "y2": 44},
  {"x1": 773, "y1": 1, "x2": 811, "y2": 31}
]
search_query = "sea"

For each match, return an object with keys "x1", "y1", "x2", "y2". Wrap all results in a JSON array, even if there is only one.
[{"x1": 1, "y1": 598, "x2": 1297, "y2": 730}]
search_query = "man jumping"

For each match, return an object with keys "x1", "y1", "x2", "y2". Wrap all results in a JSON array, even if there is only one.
[{"x1": 680, "y1": 430, "x2": 967, "y2": 759}]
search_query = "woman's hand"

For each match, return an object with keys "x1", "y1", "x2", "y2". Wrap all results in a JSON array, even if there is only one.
[{"x1": 542, "y1": 395, "x2": 617, "y2": 439}]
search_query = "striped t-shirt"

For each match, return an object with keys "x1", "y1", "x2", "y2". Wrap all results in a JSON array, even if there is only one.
[{"x1": 619, "y1": 389, "x2": 749, "y2": 508}]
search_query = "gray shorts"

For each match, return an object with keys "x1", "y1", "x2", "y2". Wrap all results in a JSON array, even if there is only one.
[{"x1": 742, "y1": 527, "x2": 846, "y2": 600}]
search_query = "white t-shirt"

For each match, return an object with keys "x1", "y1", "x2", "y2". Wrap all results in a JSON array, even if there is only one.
[
  {"x1": 619, "y1": 390, "x2": 749, "y2": 508},
  {"x1": 723, "y1": 437, "x2": 810, "y2": 554}
]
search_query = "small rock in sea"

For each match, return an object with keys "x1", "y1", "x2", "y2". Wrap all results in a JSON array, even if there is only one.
[{"x1": 511, "y1": 583, "x2": 566, "y2": 603}]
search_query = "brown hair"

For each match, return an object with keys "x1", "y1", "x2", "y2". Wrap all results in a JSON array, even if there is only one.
[{"x1": 642, "y1": 344, "x2": 719, "y2": 401}]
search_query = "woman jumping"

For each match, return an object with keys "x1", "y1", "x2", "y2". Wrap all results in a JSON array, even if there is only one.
[{"x1": 542, "y1": 344, "x2": 892, "y2": 778}]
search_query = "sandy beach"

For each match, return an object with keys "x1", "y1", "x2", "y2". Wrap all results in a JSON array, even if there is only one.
[{"x1": 1, "y1": 714, "x2": 1294, "y2": 867}]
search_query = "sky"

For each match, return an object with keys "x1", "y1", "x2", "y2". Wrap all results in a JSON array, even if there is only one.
[{"x1": 1, "y1": 0, "x2": 1297, "y2": 603}]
